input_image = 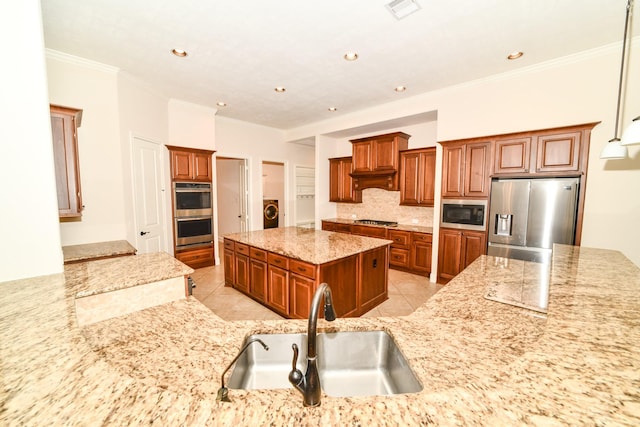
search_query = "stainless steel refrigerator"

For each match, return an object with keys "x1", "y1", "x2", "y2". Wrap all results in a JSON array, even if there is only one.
[{"x1": 487, "y1": 177, "x2": 580, "y2": 263}]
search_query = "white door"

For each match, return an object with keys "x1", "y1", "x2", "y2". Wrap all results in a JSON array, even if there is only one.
[
  {"x1": 238, "y1": 160, "x2": 248, "y2": 232},
  {"x1": 131, "y1": 136, "x2": 167, "y2": 253}
]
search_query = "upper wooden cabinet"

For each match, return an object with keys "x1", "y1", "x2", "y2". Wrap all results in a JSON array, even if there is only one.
[
  {"x1": 399, "y1": 147, "x2": 436, "y2": 206},
  {"x1": 350, "y1": 132, "x2": 409, "y2": 191},
  {"x1": 166, "y1": 145, "x2": 214, "y2": 181},
  {"x1": 492, "y1": 124, "x2": 596, "y2": 177},
  {"x1": 329, "y1": 157, "x2": 361, "y2": 203},
  {"x1": 50, "y1": 104, "x2": 83, "y2": 218},
  {"x1": 441, "y1": 141, "x2": 491, "y2": 199}
]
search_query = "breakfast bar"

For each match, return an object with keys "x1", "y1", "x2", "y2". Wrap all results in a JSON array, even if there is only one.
[
  {"x1": 1, "y1": 245, "x2": 639, "y2": 425},
  {"x1": 223, "y1": 227, "x2": 392, "y2": 318}
]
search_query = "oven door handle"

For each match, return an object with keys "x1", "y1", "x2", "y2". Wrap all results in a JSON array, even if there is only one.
[{"x1": 176, "y1": 216, "x2": 212, "y2": 221}]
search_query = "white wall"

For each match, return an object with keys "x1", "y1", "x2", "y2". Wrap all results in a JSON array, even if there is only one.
[
  {"x1": 0, "y1": 0, "x2": 63, "y2": 282},
  {"x1": 46, "y1": 53, "x2": 127, "y2": 246},
  {"x1": 289, "y1": 41, "x2": 640, "y2": 267}
]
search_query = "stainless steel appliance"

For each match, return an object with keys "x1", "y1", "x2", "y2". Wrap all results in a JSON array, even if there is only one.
[
  {"x1": 174, "y1": 182, "x2": 212, "y2": 217},
  {"x1": 440, "y1": 199, "x2": 487, "y2": 231},
  {"x1": 175, "y1": 216, "x2": 213, "y2": 247},
  {"x1": 354, "y1": 219, "x2": 398, "y2": 227},
  {"x1": 487, "y1": 177, "x2": 580, "y2": 263}
]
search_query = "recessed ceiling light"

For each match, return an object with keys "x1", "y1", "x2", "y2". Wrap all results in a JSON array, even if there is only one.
[
  {"x1": 274, "y1": 87, "x2": 286, "y2": 92},
  {"x1": 216, "y1": 102, "x2": 227, "y2": 107},
  {"x1": 344, "y1": 52, "x2": 358, "y2": 61},
  {"x1": 171, "y1": 49, "x2": 188, "y2": 57},
  {"x1": 507, "y1": 51, "x2": 524, "y2": 60},
  {"x1": 328, "y1": 107, "x2": 337, "y2": 112},
  {"x1": 394, "y1": 86, "x2": 407, "y2": 92}
]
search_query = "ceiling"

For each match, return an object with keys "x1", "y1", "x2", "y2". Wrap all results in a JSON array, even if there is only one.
[{"x1": 41, "y1": 0, "x2": 635, "y2": 130}]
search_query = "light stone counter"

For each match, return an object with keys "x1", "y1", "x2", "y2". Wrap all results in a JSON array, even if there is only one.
[
  {"x1": 224, "y1": 226, "x2": 392, "y2": 264},
  {"x1": 1, "y1": 245, "x2": 639, "y2": 425},
  {"x1": 62, "y1": 240, "x2": 137, "y2": 264}
]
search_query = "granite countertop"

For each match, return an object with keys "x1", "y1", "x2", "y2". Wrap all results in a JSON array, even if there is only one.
[
  {"x1": 62, "y1": 240, "x2": 137, "y2": 264},
  {"x1": 224, "y1": 227, "x2": 392, "y2": 264},
  {"x1": 1, "y1": 245, "x2": 639, "y2": 425},
  {"x1": 323, "y1": 217, "x2": 433, "y2": 234}
]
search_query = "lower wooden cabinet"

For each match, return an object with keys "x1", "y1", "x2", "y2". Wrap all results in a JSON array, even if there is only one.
[
  {"x1": 249, "y1": 258, "x2": 267, "y2": 302},
  {"x1": 175, "y1": 244, "x2": 215, "y2": 269},
  {"x1": 410, "y1": 233, "x2": 432, "y2": 275},
  {"x1": 223, "y1": 248, "x2": 234, "y2": 286},
  {"x1": 437, "y1": 228, "x2": 486, "y2": 284},
  {"x1": 234, "y1": 253, "x2": 250, "y2": 294},
  {"x1": 290, "y1": 274, "x2": 315, "y2": 319},
  {"x1": 267, "y1": 265, "x2": 289, "y2": 316}
]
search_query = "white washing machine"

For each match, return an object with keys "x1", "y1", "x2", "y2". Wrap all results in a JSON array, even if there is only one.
[{"x1": 263, "y1": 199, "x2": 279, "y2": 229}]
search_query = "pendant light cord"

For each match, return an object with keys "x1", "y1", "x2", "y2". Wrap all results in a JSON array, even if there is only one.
[{"x1": 614, "y1": 0, "x2": 632, "y2": 139}]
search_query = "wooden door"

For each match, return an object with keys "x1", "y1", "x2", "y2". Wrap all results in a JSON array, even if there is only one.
[
  {"x1": 494, "y1": 137, "x2": 531, "y2": 175},
  {"x1": 193, "y1": 151, "x2": 212, "y2": 181},
  {"x1": 461, "y1": 231, "x2": 487, "y2": 269},
  {"x1": 290, "y1": 274, "x2": 315, "y2": 319},
  {"x1": 437, "y1": 228, "x2": 462, "y2": 283},
  {"x1": 535, "y1": 131, "x2": 581, "y2": 173},
  {"x1": 464, "y1": 142, "x2": 491, "y2": 197},
  {"x1": 399, "y1": 150, "x2": 420, "y2": 205},
  {"x1": 267, "y1": 266, "x2": 289, "y2": 316},
  {"x1": 249, "y1": 259, "x2": 267, "y2": 302},
  {"x1": 234, "y1": 254, "x2": 249, "y2": 293},
  {"x1": 442, "y1": 144, "x2": 465, "y2": 198}
]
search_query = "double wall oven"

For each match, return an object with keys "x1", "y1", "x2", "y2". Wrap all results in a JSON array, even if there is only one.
[{"x1": 174, "y1": 182, "x2": 213, "y2": 248}]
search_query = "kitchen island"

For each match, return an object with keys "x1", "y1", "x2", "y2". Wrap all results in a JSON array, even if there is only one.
[
  {"x1": 223, "y1": 227, "x2": 392, "y2": 318},
  {"x1": 1, "y1": 244, "x2": 639, "y2": 425}
]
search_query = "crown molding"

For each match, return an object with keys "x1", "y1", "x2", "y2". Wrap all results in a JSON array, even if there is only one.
[{"x1": 45, "y1": 49, "x2": 119, "y2": 74}]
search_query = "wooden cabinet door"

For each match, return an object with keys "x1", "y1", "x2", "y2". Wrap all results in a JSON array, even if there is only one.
[
  {"x1": 329, "y1": 157, "x2": 360, "y2": 203},
  {"x1": 290, "y1": 274, "x2": 315, "y2": 319},
  {"x1": 170, "y1": 149, "x2": 193, "y2": 180},
  {"x1": 464, "y1": 142, "x2": 491, "y2": 197},
  {"x1": 461, "y1": 230, "x2": 487, "y2": 269},
  {"x1": 359, "y1": 247, "x2": 388, "y2": 314},
  {"x1": 249, "y1": 259, "x2": 267, "y2": 302},
  {"x1": 50, "y1": 105, "x2": 83, "y2": 217},
  {"x1": 442, "y1": 144, "x2": 465, "y2": 198},
  {"x1": 267, "y1": 265, "x2": 289, "y2": 316},
  {"x1": 399, "y1": 150, "x2": 420, "y2": 205},
  {"x1": 373, "y1": 136, "x2": 396, "y2": 171},
  {"x1": 535, "y1": 131, "x2": 582, "y2": 173},
  {"x1": 494, "y1": 137, "x2": 531, "y2": 175},
  {"x1": 193, "y1": 151, "x2": 212, "y2": 181},
  {"x1": 223, "y1": 249, "x2": 235, "y2": 286},
  {"x1": 234, "y1": 254, "x2": 250, "y2": 293},
  {"x1": 329, "y1": 158, "x2": 341, "y2": 202},
  {"x1": 352, "y1": 141, "x2": 374, "y2": 173},
  {"x1": 437, "y1": 229, "x2": 462, "y2": 283},
  {"x1": 418, "y1": 149, "x2": 436, "y2": 206},
  {"x1": 410, "y1": 232, "x2": 432, "y2": 275}
]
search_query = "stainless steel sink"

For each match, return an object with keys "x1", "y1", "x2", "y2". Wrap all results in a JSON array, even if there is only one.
[{"x1": 227, "y1": 331, "x2": 422, "y2": 397}]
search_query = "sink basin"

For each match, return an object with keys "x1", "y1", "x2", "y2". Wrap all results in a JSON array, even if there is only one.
[{"x1": 227, "y1": 331, "x2": 422, "y2": 397}]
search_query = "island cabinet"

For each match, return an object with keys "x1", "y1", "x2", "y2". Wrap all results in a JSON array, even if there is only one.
[
  {"x1": 329, "y1": 157, "x2": 361, "y2": 203},
  {"x1": 441, "y1": 140, "x2": 491, "y2": 199},
  {"x1": 50, "y1": 104, "x2": 83, "y2": 218},
  {"x1": 223, "y1": 236, "x2": 388, "y2": 319},
  {"x1": 399, "y1": 147, "x2": 436, "y2": 206},
  {"x1": 437, "y1": 228, "x2": 486, "y2": 284}
]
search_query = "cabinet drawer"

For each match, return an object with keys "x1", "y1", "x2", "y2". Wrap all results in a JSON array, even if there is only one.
[
  {"x1": 388, "y1": 230, "x2": 410, "y2": 248},
  {"x1": 223, "y1": 239, "x2": 234, "y2": 250},
  {"x1": 411, "y1": 232, "x2": 432, "y2": 244},
  {"x1": 235, "y1": 243, "x2": 250, "y2": 256},
  {"x1": 268, "y1": 252, "x2": 290, "y2": 269},
  {"x1": 175, "y1": 247, "x2": 213, "y2": 264},
  {"x1": 389, "y1": 247, "x2": 410, "y2": 267},
  {"x1": 290, "y1": 259, "x2": 316, "y2": 279},
  {"x1": 250, "y1": 247, "x2": 267, "y2": 262},
  {"x1": 351, "y1": 225, "x2": 387, "y2": 238}
]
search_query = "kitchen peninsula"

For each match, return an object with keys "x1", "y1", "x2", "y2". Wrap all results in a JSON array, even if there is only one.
[{"x1": 223, "y1": 227, "x2": 391, "y2": 318}]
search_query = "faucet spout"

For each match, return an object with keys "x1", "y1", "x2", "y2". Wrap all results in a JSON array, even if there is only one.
[{"x1": 288, "y1": 283, "x2": 336, "y2": 407}]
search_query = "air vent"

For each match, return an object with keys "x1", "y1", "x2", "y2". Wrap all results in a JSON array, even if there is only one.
[{"x1": 386, "y1": 0, "x2": 421, "y2": 20}]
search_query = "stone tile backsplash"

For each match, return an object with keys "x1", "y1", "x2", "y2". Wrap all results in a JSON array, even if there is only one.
[{"x1": 336, "y1": 188, "x2": 434, "y2": 227}]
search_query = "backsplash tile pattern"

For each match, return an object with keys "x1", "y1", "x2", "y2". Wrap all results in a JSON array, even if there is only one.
[{"x1": 336, "y1": 188, "x2": 434, "y2": 227}]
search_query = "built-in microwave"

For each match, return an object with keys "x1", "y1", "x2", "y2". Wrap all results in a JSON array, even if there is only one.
[
  {"x1": 174, "y1": 182, "x2": 212, "y2": 218},
  {"x1": 440, "y1": 199, "x2": 488, "y2": 231}
]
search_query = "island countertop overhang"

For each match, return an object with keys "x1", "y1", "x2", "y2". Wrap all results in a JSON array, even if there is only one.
[{"x1": 223, "y1": 226, "x2": 392, "y2": 265}]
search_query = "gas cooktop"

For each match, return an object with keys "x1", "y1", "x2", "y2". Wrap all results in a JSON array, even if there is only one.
[{"x1": 354, "y1": 219, "x2": 398, "y2": 227}]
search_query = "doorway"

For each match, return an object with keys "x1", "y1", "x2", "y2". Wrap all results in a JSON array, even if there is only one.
[
  {"x1": 262, "y1": 161, "x2": 285, "y2": 228},
  {"x1": 216, "y1": 157, "x2": 249, "y2": 239}
]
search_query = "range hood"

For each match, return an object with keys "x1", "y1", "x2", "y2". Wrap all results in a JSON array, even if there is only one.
[
  {"x1": 349, "y1": 132, "x2": 410, "y2": 191},
  {"x1": 350, "y1": 169, "x2": 398, "y2": 191}
]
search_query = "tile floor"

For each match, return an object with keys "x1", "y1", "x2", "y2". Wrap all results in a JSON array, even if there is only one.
[{"x1": 190, "y1": 250, "x2": 444, "y2": 321}]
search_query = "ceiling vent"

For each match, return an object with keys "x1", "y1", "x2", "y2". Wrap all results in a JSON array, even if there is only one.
[{"x1": 386, "y1": 0, "x2": 421, "y2": 20}]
